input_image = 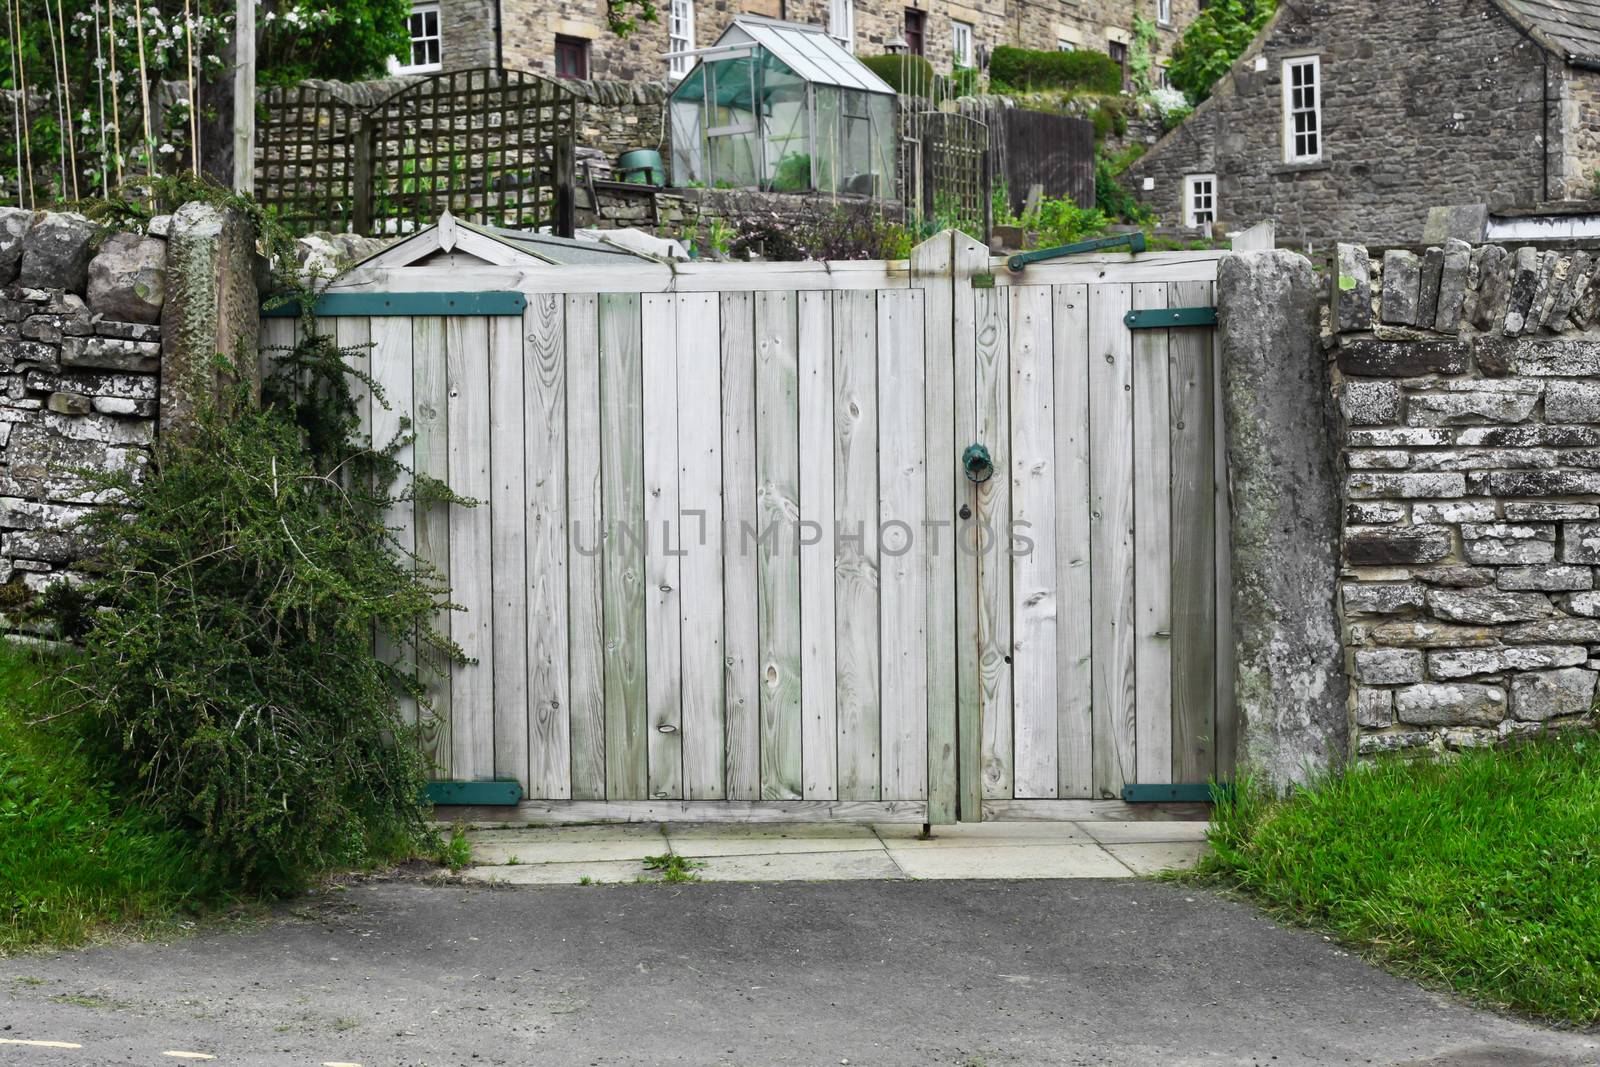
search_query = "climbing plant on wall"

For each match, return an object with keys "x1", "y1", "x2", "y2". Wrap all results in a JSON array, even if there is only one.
[{"x1": 1166, "y1": 0, "x2": 1276, "y2": 104}]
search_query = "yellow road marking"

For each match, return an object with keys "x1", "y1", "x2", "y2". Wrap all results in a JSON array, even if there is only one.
[
  {"x1": 0, "y1": 1039, "x2": 84, "y2": 1049},
  {"x1": 161, "y1": 1053, "x2": 216, "y2": 1061}
]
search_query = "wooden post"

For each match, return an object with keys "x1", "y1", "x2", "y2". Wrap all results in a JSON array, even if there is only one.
[
  {"x1": 352, "y1": 119, "x2": 375, "y2": 236},
  {"x1": 231, "y1": 0, "x2": 254, "y2": 192},
  {"x1": 981, "y1": 147, "x2": 993, "y2": 246},
  {"x1": 554, "y1": 133, "x2": 576, "y2": 238}
]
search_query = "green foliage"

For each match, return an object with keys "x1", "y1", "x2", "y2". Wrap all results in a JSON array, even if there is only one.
[
  {"x1": 768, "y1": 153, "x2": 814, "y2": 193},
  {"x1": 63, "y1": 321, "x2": 463, "y2": 893},
  {"x1": 950, "y1": 65, "x2": 981, "y2": 98},
  {"x1": 1025, "y1": 197, "x2": 1112, "y2": 248},
  {"x1": 439, "y1": 826, "x2": 473, "y2": 872},
  {"x1": 988, "y1": 46, "x2": 1124, "y2": 95},
  {"x1": 605, "y1": 0, "x2": 661, "y2": 37},
  {"x1": 1196, "y1": 735, "x2": 1600, "y2": 1025},
  {"x1": 860, "y1": 54, "x2": 938, "y2": 95},
  {"x1": 1167, "y1": 0, "x2": 1277, "y2": 104},
  {"x1": 643, "y1": 853, "x2": 705, "y2": 883},
  {"x1": 259, "y1": 0, "x2": 413, "y2": 86},
  {"x1": 1128, "y1": 15, "x2": 1159, "y2": 96},
  {"x1": 1095, "y1": 151, "x2": 1154, "y2": 225},
  {"x1": 0, "y1": 642, "x2": 228, "y2": 951},
  {"x1": 733, "y1": 203, "x2": 914, "y2": 262}
]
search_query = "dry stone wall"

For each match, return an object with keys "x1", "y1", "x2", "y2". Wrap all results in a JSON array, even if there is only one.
[
  {"x1": 0, "y1": 208, "x2": 165, "y2": 604},
  {"x1": 1332, "y1": 240, "x2": 1600, "y2": 755}
]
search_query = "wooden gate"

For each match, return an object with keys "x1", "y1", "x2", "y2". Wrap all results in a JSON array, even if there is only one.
[
  {"x1": 265, "y1": 232, "x2": 1232, "y2": 823},
  {"x1": 946, "y1": 236, "x2": 1235, "y2": 820}
]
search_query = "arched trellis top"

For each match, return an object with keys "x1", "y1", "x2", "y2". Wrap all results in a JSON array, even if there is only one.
[{"x1": 256, "y1": 68, "x2": 579, "y2": 238}]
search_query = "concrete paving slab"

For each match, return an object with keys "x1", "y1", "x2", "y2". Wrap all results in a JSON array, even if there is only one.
[
  {"x1": 692, "y1": 850, "x2": 907, "y2": 882},
  {"x1": 664, "y1": 822, "x2": 881, "y2": 857},
  {"x1": 458, "y1": 859, "x2": 647, "y2": 885},
  {"x1": 873, "y1": 821, "x2": 1095, "y2": 846},
  {"x1": 1079, "y1": 820, "x2": 1211, "y2": 844},
  {"x1": 466, "y1": 824, "x2": 669, "y2": 865},
  {"x1": 1101, "y1": 841, "x2": 1208, "y2": 875},
  {"x1": 886, "y1": 843, "x2": 1132, "y2": 879}
]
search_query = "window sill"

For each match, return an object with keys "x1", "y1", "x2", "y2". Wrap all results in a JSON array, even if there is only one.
[
  {"x1": 1275, "y1": 159, "x2": 1330, "y2": 175},
  {"x1": 394, "y1": 63, "x2": 443, "y2": 76}
]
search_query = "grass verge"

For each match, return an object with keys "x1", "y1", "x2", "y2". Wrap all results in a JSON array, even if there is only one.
[
  {"x1": 0, "y1": 640, "x2": 231, "y2": 953},
  {"x1": 1194, "y1": 733, "x2": 1600, "y2": 1026}
]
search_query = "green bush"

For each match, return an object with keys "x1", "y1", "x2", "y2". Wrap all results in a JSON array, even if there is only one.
[
  {"x1": 1095, "y1": 151, "x2": 1154, "y2": 225},
  {"x1": 861, "y1": 54, "x2": 938, "y2": 95},
  {"x1": 65, "y1": 327, "x2": 463, "y2": 894},
  {"x1": 1199, "y1": 735, "x2": 1600, "y2": 1025},
  {"x1": 989, "y1": 46, "x2": 1124, "y2": 95}
]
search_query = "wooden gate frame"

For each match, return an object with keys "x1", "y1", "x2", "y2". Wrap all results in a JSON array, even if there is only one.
[{"x1": 301, "y1": 233, "x2": 1232, "y2": 825}]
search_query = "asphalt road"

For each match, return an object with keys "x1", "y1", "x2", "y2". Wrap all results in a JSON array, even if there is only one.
[{"x1": 2, "y1": 877, "x2": 1595, "y2": 1066}]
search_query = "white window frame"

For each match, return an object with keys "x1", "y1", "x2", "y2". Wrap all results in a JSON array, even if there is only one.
[
  {"x1": 1057, "y1": 39, "x2": 1074, "y2": 52},
  {"x1": 1157, "y1": 0, "x2": 1172, "y2": 25},
  {"x1": 1282, "y1": 55, "x2": 1323, "y2": 164},
  {"x1": 395, "y1": 2, "x2": 442, "y2": 75},
  {"x1": 829, "y1": 0, "x2": 855, "y2": 52},
  {"x1": 952, "y1": 20, "x2": 974, "y2": 68},
  {"x1": 669, "y1": 0, "x2": 696, "y2": 79},
  {"x1": 1184, "y1": 173, "x2": 1217, "y2": 229}
]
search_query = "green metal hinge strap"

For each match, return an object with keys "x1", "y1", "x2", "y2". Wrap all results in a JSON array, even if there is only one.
[
  {"x1": 262, "y1": 291, "x2": 529, "y2": 318},
  {"x1": 1121, "y1": 782, "x2": 1232, "y2": 804},
  {"x1": 425, "y1": 779, "x2": 525, "y2": 806},
  {"x1": 1006, "y1": 232, "x2": 1147, "y2": 273},
  {"x1": 1124, "y1": 307, "x2": 1218, "y2": 330}
]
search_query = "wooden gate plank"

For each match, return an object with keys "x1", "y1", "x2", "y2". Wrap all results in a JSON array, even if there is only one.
[
  {"x1": 974, "y1": 286, "x2": 1013, "y2": 801},
  {"x1": 755, "y1": 290, "x2": 803, "y2": 801},
  {"x1": 878, "y1": 288, "x2": 929, "y2": 802},
  {"x1": 1169, "y1": 279, "x2": 1218, "y2": 785},
  {"x1": 642, "y1": 294, "x2": 684, "y2": 800},
  {"x1": 566, "y1": 295, "x2": 606, "y2": 799},
  {"x1": 1008, "y1": 285, "x2": 1058, "y2": 799},
  {"x1": 721, "y1": 292, "x2": 761, "y2": 800},
  {"x1": 488, "y1": 312, "x2": 530, "y2": 790},
  {"x1": 369, "y1": 316, "x2": 417, "y2": 730},
  {"x1": 1089, "y1": 284, "x2": 1136, "y2": 798},
  {"x1": 1052, "y1": 284, "x2": 1094, "y2": 798},
  {"x1": 1208, "y1": 280, "x2": 1237, "y2": 782},
  {"x1": 446, "y1": 316, "x2": 494, "y2": 781},
  {"x1": 912, "y1": 233, "x2": 957, "y2": 824},
  {"x1": 951, "y1": 235, "x2": 988, "y2": 820},
  {"x1": 834, "y1": 290, "x2": 881, "y2": 801},
  {"x1": 797, "y1": 290, "x2": 838, "y2": 800},
  {"x1": 527, "y1": 293, "x2": 572, "y2": 799},
  {"x1": 677, "y1": 293, "x2": 726, "y2": 799},
  {"x1": 600, "y1": 293, "x2": 648, "y2": 800},
  {"x1": 411, "y1": 316, "x2": 451, "y2": 777},
  {"x1": 1133, "y1": 283, "x2": 1174, "y2": 786}
]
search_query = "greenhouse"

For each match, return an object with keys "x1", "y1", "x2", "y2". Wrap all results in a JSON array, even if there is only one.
[{"x1": 668, "y1": 17, "x2": 898, "y2": 197}]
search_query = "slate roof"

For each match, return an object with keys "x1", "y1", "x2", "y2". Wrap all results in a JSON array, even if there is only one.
[{"x1": 1494, "y1": 0, "x2": 1600, "y2": 64}]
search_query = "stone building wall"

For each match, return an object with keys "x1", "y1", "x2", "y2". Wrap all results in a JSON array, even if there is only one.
[
  {"x1": 1331, "y1": 240, "x2": 1600, "y2": 755},
  {"x1": 1556, "y1": 66, "x2": 1600, "y2": 202},
  {"x1": 486, "y1": 0, "x2": 1198, "y2": 85},
  {"x1": 1125, "y1": 0, "x2": 1558, "y2": 247},
  {"x1": 0, "y1": 209, "x2": 165, "y2": 600}
]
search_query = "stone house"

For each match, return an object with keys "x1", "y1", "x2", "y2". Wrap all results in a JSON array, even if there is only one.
[
  {"x1": 402, "y1": 0, "x2": 1200, "y2": 87},
  {"x1": 1125, "y1": 0, "x2": 1600, "y2": 248}
]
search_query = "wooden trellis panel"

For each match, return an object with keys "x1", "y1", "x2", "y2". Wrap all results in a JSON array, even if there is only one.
[
  {"x1": 255, "y1": 84, "x2": 358, "y2": 234},
  {"x1": 255, "y1": 69, "x2": 576, "y2": 238},
  {"x1": 363, "y1": 68, "x2": 577, "y2": 237}
]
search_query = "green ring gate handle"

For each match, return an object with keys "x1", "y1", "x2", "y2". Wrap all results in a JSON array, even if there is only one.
[{"x1": 962, "y1": 443, "x2": 995, "y2": 484}]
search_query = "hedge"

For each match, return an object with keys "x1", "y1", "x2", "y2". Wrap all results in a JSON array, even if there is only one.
[
  {"x1": 861, "y1": 54, "x2": 938, "y2": 94},
  {"x1": 988, "y1": 46, "x2": 1124, "y2": 94}
]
